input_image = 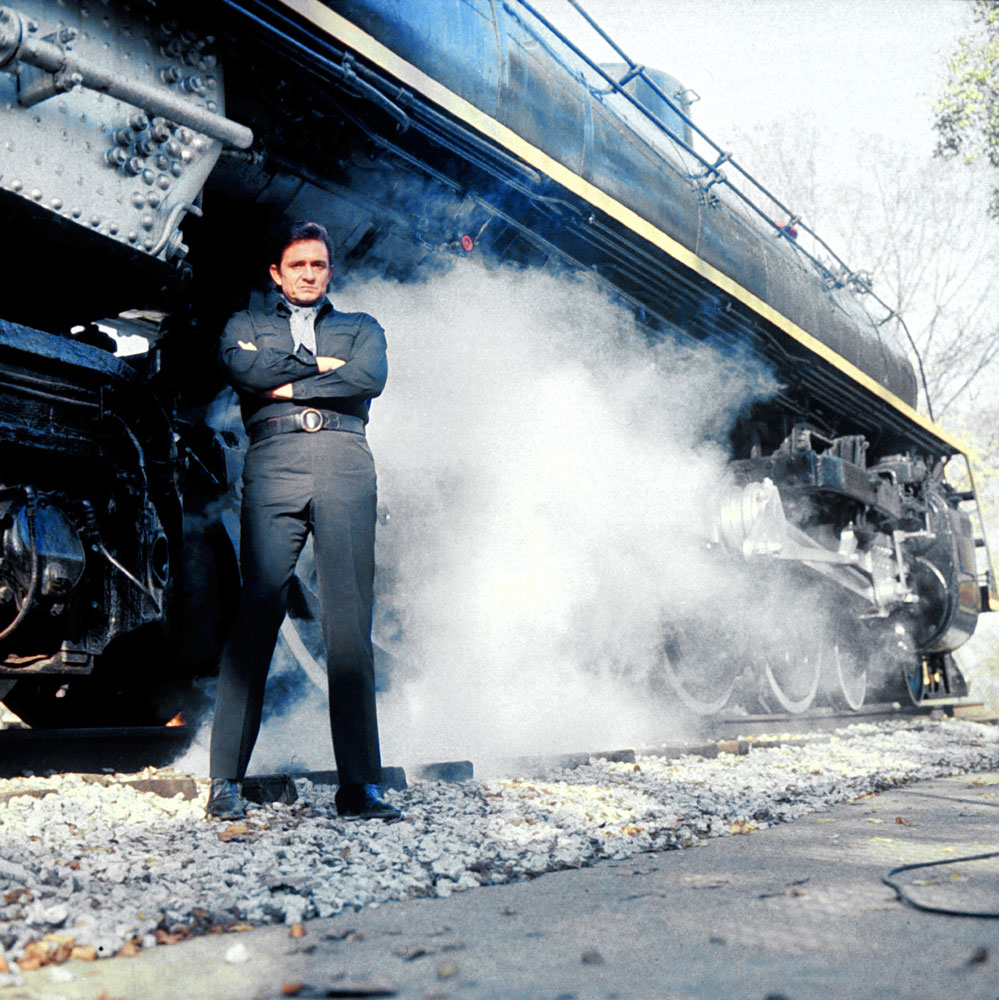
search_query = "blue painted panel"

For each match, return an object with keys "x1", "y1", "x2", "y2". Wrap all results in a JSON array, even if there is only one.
[
  {"x1": 325, "y1": 0, "x2": 916, "y2": 405},
  {"x1": 337, "y1": 0, "x2": 501, "y2": 117}
]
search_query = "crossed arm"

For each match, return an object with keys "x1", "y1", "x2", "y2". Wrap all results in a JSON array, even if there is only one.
[
  {"x1": 235, "y1": 342, "x2": 345, "y2": 397},
  {"x1": 219, "y1": 311, "x2": 387, "y2": 403}
]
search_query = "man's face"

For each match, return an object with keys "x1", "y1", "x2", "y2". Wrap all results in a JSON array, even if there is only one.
[{"x1": 269, "y1": 239, "x2": 332, "y2": 306}]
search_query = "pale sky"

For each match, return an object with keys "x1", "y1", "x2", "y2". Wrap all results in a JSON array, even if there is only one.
[{"x1": 539, "y1": 0, "x2": 969, "y2": 163}]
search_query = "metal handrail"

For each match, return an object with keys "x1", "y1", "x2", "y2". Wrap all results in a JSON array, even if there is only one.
[{"x1": 514, "y1": 0, "x2": 935, "y2": 418}]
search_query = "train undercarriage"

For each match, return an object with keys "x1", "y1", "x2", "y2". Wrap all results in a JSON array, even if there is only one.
[{"x1": 0, "y1": 0, "x2": 994, "y2": 726}]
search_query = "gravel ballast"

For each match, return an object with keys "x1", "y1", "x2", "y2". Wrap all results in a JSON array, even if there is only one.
[{"x1": 0, "y1": 718, "x2": 996, "y2": 982}]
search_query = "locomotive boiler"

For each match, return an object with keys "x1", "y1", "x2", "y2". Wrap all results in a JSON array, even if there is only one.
[{"x1": 0, "y1": 0, "x2": 993, "y2": 724}]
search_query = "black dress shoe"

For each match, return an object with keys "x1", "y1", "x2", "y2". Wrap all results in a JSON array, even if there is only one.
[
  {"x1": 335, "y1": 783, "x2": 402, "y2": 822},
  {"x1": 206, "y1": 778, "x2": 246, "y2": 820}
]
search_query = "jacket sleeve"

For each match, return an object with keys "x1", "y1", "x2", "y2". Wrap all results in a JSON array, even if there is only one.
[
  {"x1": 291, "y1": 315, "x2": 388, "y2": 402},
  {"x1": 218, "y1": 311, "x2": 318, "y2": 394}
]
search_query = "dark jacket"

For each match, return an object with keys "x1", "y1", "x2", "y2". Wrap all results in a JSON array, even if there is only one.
[{"x1": 219, "y1": 288, "x2": 387, "y2": 429}]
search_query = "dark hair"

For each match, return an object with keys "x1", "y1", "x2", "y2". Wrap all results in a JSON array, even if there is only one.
[{"x1": 272, "y1": 221, "x2": 335, "y2": 267}]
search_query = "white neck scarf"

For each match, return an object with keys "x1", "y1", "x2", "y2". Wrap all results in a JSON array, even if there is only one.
[{"x1": 286, "y1": 300, "x2": 319, "y2": 354}]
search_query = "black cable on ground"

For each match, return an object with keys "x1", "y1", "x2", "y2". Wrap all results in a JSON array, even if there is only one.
[{"x1": 883, "y1": 851, "x2": 999, "y2": 918}]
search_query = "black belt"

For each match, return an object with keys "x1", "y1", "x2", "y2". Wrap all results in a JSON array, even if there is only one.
[{"x1": 249, "y1": 408, "x2": 366, "y2": 443}]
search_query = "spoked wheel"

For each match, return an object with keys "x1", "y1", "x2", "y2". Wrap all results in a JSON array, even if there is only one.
[
  {"x1": 756, "y1": 643, "x2": 822, "y2": 714},
  {"x1": 277, "y1": 535, "x2": 333, "y2": 695},
  {"x1": 658, "y1": 632, "x2": 736, "y2": 716},
  {"x1": 900, "y1": 656, "x2": 927, "y2": 705},
  {"x1": 822, "y1": 642, "x2": 867, "y2": 711},
  {"x1": 280, "y1": 537, "x2": 395, "y2": 692}
]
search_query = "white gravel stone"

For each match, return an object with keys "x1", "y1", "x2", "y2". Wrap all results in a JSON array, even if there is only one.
[
  {"x1": 0, "y1": 719, "x2": 996, "y2": 967},
  {"x1": 224, "y1": 941, "x2": 250, "y2": 964}
]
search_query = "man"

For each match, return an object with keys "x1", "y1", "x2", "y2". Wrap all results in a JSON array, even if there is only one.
[{"x1": 206, "y1": 220, "x2": 398, "y2": 823}]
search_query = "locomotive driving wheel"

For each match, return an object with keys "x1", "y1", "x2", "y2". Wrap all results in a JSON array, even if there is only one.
[
  {"x1": 280, "y1": 537, "x2": 394, "y2": 694},
  {"x1": 755, "y1": 640, "x2": 822, "y2": 714},
  {"x1": 822, "y1": 641, "x2": 868, "y2": 711},
  {"x1": 657, "y1": 629, "x2": 736, "y2": 716},
  {"x1": 901, "y1": 657, "x2": 927, "y2": 705}
]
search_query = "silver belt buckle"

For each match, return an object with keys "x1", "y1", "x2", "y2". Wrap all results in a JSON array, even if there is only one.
[{"x1": 301, "y1": 408, "x2": 324, "y2": 433}]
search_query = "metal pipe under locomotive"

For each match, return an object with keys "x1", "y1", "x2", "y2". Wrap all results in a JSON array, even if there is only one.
[{"x1": 0, "y1": 0, "x2": 993, "y2": 724}]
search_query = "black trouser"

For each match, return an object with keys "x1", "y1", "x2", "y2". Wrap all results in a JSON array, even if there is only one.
[{"x1": 209, "y1": 427, "x2": 382, "y2": 784}]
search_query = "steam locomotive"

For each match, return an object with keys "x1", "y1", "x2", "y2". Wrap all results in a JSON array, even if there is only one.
[{"x1": 0, "y1": 0, "x2": 993, "y2": 725}]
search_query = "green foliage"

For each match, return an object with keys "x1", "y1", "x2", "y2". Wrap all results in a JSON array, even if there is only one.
[{"x1": 935, "y1": 0, "x2": 999, "y2": 214}]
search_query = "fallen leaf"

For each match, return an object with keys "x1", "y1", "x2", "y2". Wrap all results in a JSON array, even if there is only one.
[
  {"x1": 70, "y1": 946, "x2": 97, "y2": 962},
  {"x1": 437, "y1": 960, "x2": 459, "y2": 979},
  {"x1": 116, "y1": 940, "x2": 140, "y2": 958},
  {"x1": 16, "y1": 956, "x2": 42, "y2": 973},
  {"x1": 230, "y1": 923, "x2": 255, "y2": 932},
  {"x1": 289, "y1": 923, "x2": 306, "y2": 939},
  {"x1": 867, "y1": 818, "x2": 886, "y2": 824},
  {"x1": 218, "y1": 822, "x2": 252, "y2": 843},
  {"x1": 0, "y1": 957, "x2": 7, "y2": 974},
  {"x1": 49, "y1": 943, "x2": 72, "y2": 964},
  {"x1": 281, "y1": 983, "x2": 306, "y2": 997},
  {"x1": 895, "y1": 817, "x2": 909, "y2": 825},
  {"x1": 731, "y1": 821, "x2": 756, "y2": 835}
]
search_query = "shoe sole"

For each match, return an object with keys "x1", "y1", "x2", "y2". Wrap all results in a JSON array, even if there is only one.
[
  {"x1": 339, "y1": 811, "x2": 403, "y2": 823},
  {"x1": 206, "y1": 805, "x2": 247, "y2": 820}
]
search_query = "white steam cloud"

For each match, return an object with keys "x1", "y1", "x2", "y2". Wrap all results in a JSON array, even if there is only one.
[
  {"x1": 339, "y1": 260, "x2": 782, "y2": 770},
  {"x1": 178, "y1": 258, "x2": 852, "y2": 781}
]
